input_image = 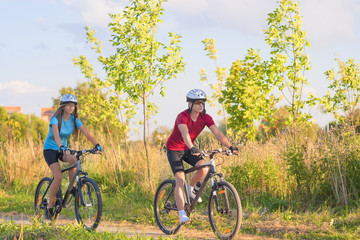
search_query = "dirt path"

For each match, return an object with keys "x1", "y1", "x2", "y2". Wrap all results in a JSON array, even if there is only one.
[{"x1": 0, "y1": 212, "x2": 277, "y2": 239}]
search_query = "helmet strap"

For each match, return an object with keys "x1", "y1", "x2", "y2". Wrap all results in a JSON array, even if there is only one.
[
  {"x1": 203, "y1": 103, "x2": 206, "y2": 116},
  {"x1": 188, "y1": 102, "x2": 194, "y2": 114}
]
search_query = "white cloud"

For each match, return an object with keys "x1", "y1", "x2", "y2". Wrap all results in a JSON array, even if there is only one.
[
  {"x1": 0, "y1": 81, "x2": 48, "y2": 94},
  {"x1": 163, "y1": 0, "x2": 279, "y2": 34},
  {"x1": 301, "y1": 0, "x2": 360, "y2": 48},
  {"x1": 163, "y1": 0, "x2": 360, "y2": 48},
  {"x1": 62, "y1": 0, "x2": 126, "y2": 27}
]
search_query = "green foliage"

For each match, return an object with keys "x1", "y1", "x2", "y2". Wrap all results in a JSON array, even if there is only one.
[
  {"x1": 201, "y1": 38, "x2": 228, "y2": 129},
  {"x1": 74, "y1": 0, "x2": 185, "y2": 184},
  {"x1": 264, "y1": 0, "x2": 313, "y2": 127},
  {"x1": 152, "y1": 126, "x2": 171, "y2": 147},
  {"x1": 220, "y1": 49, "x2": 277, "y2": 140},
  {"x1": 53, "y1": 82, "x2": 125, "y2": 135},
  {"x1": 205, "y1": 0, "x2": 314, "y2": 141},
  {"x1": 282, "y1": 145, "x2": 311, "y2": 199},
  {"x1": 319, "y1": 58, "x2": 360, "y2": 130},
  {"x1": 316, "y1": 128, "x2": 360, "y2": 206},
  {"x1": 0, "y1": 107, "x2": 47, "y2": 142}
]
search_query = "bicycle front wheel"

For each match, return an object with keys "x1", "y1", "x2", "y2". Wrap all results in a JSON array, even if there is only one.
[
  {"x1": 34, "y1": 177, "x2": 61, "y2": 222},
  {"x1": 74, "y1": 177, "x2": 102, "y2": 231},
  {"x1": 154, "y1": 179, "x2": 181, "y2": 235},
  {"x1": 208, "y1": 181, "x2": 242, "y2": 240}
]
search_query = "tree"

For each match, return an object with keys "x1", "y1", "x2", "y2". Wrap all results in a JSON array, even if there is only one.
[
  {"x1": 201, "y1": 38, "x2": 229, "y2": 131},
  {"x1": 319, "y1": 58, "x2": 360, "y2": 133},
  {"x1": 220, "y1": 49, "x2": 277, "y2": 140},
  {"x1": 74, "y1": 0, "x2": 185, "y2": 186},
  {"x1": 264, "y1": 0, "x2": 313, "y2": 127},
  {"x1": 216, "y1": 0, "x2": 314, "y2": 141}
]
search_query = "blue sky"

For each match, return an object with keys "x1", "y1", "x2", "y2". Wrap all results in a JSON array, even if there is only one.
[{"x1": 1, "y1": 0, "x2": 360, "y2": 136}]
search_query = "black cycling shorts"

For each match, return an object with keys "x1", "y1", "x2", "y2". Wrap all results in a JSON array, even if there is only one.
[
  {"x1": 166, "y1": 148, "x2": 203, "y2": 174},
  {"x1": 43, "y1": 149, "x2": 63, "y2": 167}
]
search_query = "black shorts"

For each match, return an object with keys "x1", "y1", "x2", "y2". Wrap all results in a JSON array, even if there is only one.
[
  {"x1": 166, "y1": 148, "x2": 203, "y2": 174},
  {"x1": 43, "y1": 149, "x2": 63, "y2": 167}
]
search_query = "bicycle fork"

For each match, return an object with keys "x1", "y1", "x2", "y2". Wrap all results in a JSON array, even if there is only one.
[{"x1": 211, "y1": 173, "x2": 231, "y2": 214}]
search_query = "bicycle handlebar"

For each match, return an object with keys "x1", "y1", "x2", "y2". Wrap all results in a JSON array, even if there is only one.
[
  {"x1": 201, "y1": 148, "x2": 237, "y2": 157},
  {"x1": 68, "y1": 148, "x2": 100, "y2": 157}
]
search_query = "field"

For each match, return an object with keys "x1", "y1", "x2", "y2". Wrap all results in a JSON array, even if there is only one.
[{"x1": 1, "y1": 128, "x2": 360, "y2": 239}]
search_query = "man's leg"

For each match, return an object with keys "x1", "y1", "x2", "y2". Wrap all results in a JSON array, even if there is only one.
[
  {"x1": 174, "y1": 171, "x2": 190, "y2": 223},
  {"x1": 190, "y1": 159, "x2": 208, "y2": 186}
]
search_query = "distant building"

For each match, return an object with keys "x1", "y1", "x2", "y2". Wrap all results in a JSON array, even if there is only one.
[
  {"x1": 41, "y1": 107, "x2": 54, "y2": 122},
  {"x1": 4, "y1": 106, "x2": 22, "y2": 116}
]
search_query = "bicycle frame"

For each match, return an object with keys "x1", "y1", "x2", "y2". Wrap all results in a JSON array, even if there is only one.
[
  {"x1": 169, "y1": 151, "x2": 229, "y2": 213},
  {"x1": 40, "y1": 151, "x2": 90, "y2": 210}
]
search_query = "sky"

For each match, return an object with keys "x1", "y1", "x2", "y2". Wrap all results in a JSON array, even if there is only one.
[{"x1": 1, "y1": 0, "x2": 360, "y2": 137}]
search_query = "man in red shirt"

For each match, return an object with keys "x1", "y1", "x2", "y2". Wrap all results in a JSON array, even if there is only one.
[{"x1": 166, "y1": 89, "x2": 238, "y2": 224}]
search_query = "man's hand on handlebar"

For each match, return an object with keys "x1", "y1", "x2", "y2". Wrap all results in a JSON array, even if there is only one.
[
  {"x1": 190, "y1": 146, "x2": 201, "y2": 156},
  {"x1": 229, "y1": 146, "x2": 239, "y2": 154}
]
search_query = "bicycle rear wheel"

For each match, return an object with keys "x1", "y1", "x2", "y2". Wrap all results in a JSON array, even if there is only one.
[
  {"x1": 208, "y1": 181, "x2": 242, "y2": 240},
  {"x1": 154, "y1": 179, "x2": 181, "y2": 235},
  {"x1": 34, "y1": 177, "x2": 61, "y2": 222},
  {"x1": 74, "y1": 177, "x2": 102, "y2": 231}
]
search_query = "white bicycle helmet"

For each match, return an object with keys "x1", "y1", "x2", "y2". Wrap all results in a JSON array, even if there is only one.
[
  {"x1": 186, "y1": 89, "x2": 207, "y2": 102},
  {"x1": 60, "y1": 94, "x2": 78, "y2": 105}
]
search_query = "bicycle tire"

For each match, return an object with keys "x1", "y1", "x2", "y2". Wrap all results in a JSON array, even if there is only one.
[
  {"x1": 208, "y1": 181, "x2": 242, "y2": 240},
  {"x1": 74, "y1": 177, "x2": 102, "y2": 231},
  {"x1": 154, "y1": 179, "x2": 181, "y2": 235},
  {"x1": 34, "y1": 177, "x2": 62, "y2": 222}
]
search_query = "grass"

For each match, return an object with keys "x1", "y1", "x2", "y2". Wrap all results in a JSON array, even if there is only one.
[
  {"x1": 1, "y1": 185, "x2": 360, "y2": 239},
  {"x1": 0, "y1": 220, "x2": 186, "y2": 240},
  {"x1": 1, "y1": 130, "x2": 360, "y2": 239}
]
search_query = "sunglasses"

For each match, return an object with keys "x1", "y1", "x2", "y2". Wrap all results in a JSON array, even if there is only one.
[{"x1": 194, "y1": 101, "x2": 204, "y2": 105}]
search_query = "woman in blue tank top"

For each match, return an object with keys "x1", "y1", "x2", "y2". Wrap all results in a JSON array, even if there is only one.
[{"x1": 43, "y1": 94, "x2": 103, "y2": 219}]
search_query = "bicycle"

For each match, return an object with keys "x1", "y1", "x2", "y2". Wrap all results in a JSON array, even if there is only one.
[
  {"x1": 154, "y1": 148, "x2": 242, "y2": 240},
  {"x1": 34, "y1": 148, "x2": 102, "y2": 231}
]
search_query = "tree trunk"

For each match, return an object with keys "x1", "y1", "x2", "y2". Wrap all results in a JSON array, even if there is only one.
[{"x1": 143, "y1": 96, "x2": 152, "y2": 189}]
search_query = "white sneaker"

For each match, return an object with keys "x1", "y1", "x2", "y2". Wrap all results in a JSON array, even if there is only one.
[
  {"x1": 179, "y1": 210, "x2": 191, "y2": 224},
  {"x1": 188, "y1": 184, "x2": 202, "y2": 203}
]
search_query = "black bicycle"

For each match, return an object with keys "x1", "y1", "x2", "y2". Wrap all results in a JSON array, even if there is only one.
[
  {"x1": 154, "y1": 149, "x2": 242, "y2": 240},
  {"x1": 34, "y1": 148, "x2": 102, "y2": 231}
]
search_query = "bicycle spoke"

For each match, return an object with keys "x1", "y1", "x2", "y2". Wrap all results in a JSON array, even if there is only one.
[
  {"x1": 208, "y1": 181, "x2": 242, "y2": 240},
  {"x1": 34, "y1": 177, "x2": 52, "y2": 223},
  {"x1": 75, "y1": 178, "x2": 102, "y2": 231},
  {"x1": 154, "y1": 179, "x2": 181, "y2": 235}
]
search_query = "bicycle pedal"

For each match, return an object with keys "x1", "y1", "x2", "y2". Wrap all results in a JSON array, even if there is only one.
[{"x1": 70, "y1": 187, "x2": 76, "y2": 196}]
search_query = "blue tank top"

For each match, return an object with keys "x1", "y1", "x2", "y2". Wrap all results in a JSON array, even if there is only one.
[{"x1": 44, "y1": 115, "x2": 83, "y2": 150}]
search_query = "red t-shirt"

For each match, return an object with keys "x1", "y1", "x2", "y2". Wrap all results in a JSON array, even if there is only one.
[{"x1": 166, "y1": 109, "x2": 215, "y2": 151}]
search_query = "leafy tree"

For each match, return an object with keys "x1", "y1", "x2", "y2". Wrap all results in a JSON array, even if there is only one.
[
  {"x1": 0, "y1": 107, "x2": 8, "y2": 142},
  {"x1": 201, "y1": 38, "x2": 228, "y2": 131},
  {"x1": 264, "y1": 0, "x2": 313, "y2": 127},
  {"x1": 9, "y1": 113, "x2": 27, "y2": 139},
  {"x1": 319, "y1": 58, "x2": 360, "y2": 133},
  {"x1": 220, "y1": 49, "x2": 277, "y2": 140},
  {"x1": 213, "y1": 0, "x2": 314, "y2": 141},
  {"x1": 74, "y1": 0, "x2": 185, "y2": 185}
]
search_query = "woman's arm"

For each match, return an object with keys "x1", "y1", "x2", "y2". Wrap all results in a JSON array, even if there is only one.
[
  {"x1": 52, "y1": 124, "x2": 64, "y2": 147},
  {"x1": 79, "y1": 125, "x2": 99, "y2": 146}
]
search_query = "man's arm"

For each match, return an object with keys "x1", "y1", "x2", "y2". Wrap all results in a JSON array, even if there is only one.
[
  {"x1": 178, "y1": 124, "x2": 193, "y2": 149},
  {"x1": 209, "y1": 124, "x2": 232, "y2": 148}
]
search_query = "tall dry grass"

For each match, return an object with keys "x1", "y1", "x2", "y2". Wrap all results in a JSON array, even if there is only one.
[{"x1": 1, "y1": 126, "x2": 360, "y2": 210}]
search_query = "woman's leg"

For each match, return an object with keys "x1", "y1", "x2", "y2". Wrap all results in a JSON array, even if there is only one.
[
  {"x1": 48, "y1": 162, "x2": 63, "y2": 208},
  {"x1": 62, "y1": 154, "x2": 77, "y2": 184}
]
